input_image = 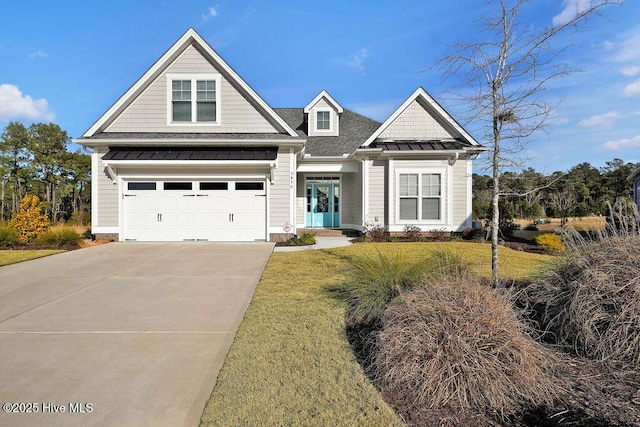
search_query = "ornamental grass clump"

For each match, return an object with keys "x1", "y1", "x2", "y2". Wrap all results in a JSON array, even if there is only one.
[
  {"x1": 36, "y1": 227, "x2": 82, "y2": 248},
  {"x1": 0, "y1": 226, "x2": 20, "y2": 248},
  {"x1": 374, "y1": 273, "x2": 561, "y2": 424},
  {"x1": 9, "y1": 195, "x2": 50, "y2": 243},
  {"x1": 339, "y1": 249, "x2": 427, "y2": 325},
  {"x1": 525, "y1": 200, "x2": 640, "y2": 364}
]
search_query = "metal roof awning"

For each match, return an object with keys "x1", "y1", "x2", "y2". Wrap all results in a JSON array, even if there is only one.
[
  {"x1": 368, "y1": 140, "x2": 470, "y2": 151},
  {"x1": 102, "y1": 146, "x2": 279, "y2": 161}
]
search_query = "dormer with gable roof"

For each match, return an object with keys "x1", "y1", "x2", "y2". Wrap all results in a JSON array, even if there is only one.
[{"x1": 303, "y1": 90, "x2": 343, "y2": 137}]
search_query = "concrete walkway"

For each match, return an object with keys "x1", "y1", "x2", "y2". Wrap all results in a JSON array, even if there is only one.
[
  {"x1": 0, "y1": 242, "x2": 273, "y2": 427},
  {"x1": 273, "y1": 236, "x2": 353, "y2": 252}
]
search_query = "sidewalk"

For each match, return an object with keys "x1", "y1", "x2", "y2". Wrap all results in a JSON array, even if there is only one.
[{"x1": 273, "y1": 236, "x2": 353, "y2": 252}]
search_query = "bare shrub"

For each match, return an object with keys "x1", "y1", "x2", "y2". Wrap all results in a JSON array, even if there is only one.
[
  {"x1": 403, "y1": 224, "x2": 422, "y2": 242},
  {"x1": 366, "y1": 225, "x2": 389, "y2": 242},
  {"x1": 374, "y1": 273, "x2": 561, "y2": 423},
  {"x1": 525, "y1": 200, "x2": 640, "y2": 364},
  {"x1": 427, "y1": 228, "x2": 450, "y2": 241}
]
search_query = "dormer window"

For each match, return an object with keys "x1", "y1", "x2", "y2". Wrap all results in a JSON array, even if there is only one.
[
  {"x1": 316, "y1": 110, "x2": 331, "y2": 131},
  {"x1": 167, "y1": 74, "x2": 220, "y2": 125}
]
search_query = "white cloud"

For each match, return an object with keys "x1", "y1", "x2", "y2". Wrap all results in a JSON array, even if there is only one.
[
  {"x1": 621, "y1": 66, "x2": 640, "y2": 76},
  {"x1": 623, "y1": 78, "x2": 640, "y2": 97},
  {"x1": 552, "y1": 0, "x2": 592, "y2": 26},
  {"x1": 601, "y1": 135, "x2": 640, "y2": 150},
  {"x1": 346, "y1": 48, "x2": 368, "y2": 71},
  {"x1": 202, "y1": 6, "x2": 219, "y2": 21},
  {"x1": 578, "y1": 111, "x2": 621, "y2": 128},
  {"x1": 613, "y1": 34, "x2": 640, "y2": 62},
  {"x1": 28, "y1": 50, "x2": 48, "y2": 60},
  {"x1": 0, "y1": 84, "x2": 54, "y2": 122}
]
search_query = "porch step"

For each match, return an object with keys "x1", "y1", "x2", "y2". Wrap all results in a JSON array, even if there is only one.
[{"x1": 297, "y1": 228, "x2": 353, "y2": 237}]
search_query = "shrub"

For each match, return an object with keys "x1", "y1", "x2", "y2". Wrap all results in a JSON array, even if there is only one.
[
  {"x1": 82, "y1": 228, "x2": 93, "y2": 239},
  {"x1": 283, "y1": 232, "x2": 316, "y2": 246},
  {"x1": 426, "y1": 228, "x2": 450, "y2": 242},
  {"x1": 36, "y1": 227, "x2": 82, "y2": 248},
  {"x1": 524, "y1": 223, "x2": 539, "y2": 231},
  {"x1": 402, "y1": 224, "x2": 422, "y2": 242},
  {"x1": 0, "y1": 226, "x2": 20, "y2": 248},
  {"x1": 374, "y1": 273, "x2": 560, "y2": 423},
  {"x1": 526, "y1": 234, "x2": 640, "y2": 365},
  {"x1": 9, "y1": 195, "x2": 50, "y2": 243},
  {"x1": 461, "y1": 227, "x2": 483, "y2": 241},
  {"x1": 366, "y1": 225, "x2": 389, "y2": 242},
  {"x1": 533, "y1": 233, "x2": 565, "y2": 254},
  {"x1": 338, "y1": 250, "x2": 427, "y2": 325}
]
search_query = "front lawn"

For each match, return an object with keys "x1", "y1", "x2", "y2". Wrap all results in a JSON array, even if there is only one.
[
  {"x1": 0, "y1": 250, "x2": 64, "y2": 267},
  {"x1": 200, "y1": 242, "x2": 552, "y2": 426}
]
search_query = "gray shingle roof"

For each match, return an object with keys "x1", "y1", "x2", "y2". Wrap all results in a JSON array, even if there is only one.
[{"x1": 274, "y1": 108, "x2": 381, "y2": 156}]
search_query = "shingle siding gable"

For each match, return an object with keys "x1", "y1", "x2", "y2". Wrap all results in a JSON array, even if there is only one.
[
  {"x1": 106, "y1": 45, "x2": 278, "y2": 134},
  {"x1": 378, "y1": 100, "x2": 452, "y2": 140}
]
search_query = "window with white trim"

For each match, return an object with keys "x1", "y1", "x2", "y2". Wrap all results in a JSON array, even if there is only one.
[
  {"x1": 316, "y1": 110, "x2": 330, "y2": 130},
  {"x1": 398, "y1": 173, "x2": 442, "y2": 221},
  {"x1": 168, "y1": 74, "x2": 220, "y2": 124}
]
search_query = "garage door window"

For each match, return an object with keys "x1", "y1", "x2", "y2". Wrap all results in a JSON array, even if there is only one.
[
  {"x1": 235, "y1": 182, "x2": 264, "y2": 191},
  {"x1": 164, "y1": 182, "x2": 192, "y2": 190},
  {"x1": 128, "y1": 182, "x2": 156, "y2": 191},
  {"x1": 200, "y1": 182, "x2": 228, "y2": 190}
]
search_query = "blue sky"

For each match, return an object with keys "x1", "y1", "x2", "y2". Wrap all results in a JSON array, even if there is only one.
[{"x1": 0, "y1": 0, "x2": 638, "y2": 174}]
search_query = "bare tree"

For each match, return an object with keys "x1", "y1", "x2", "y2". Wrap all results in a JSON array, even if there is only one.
[
  {"x1": 439, "y1": 0, "x2": 622, "y2": 285},
  {"x1": 548, "y1": 189, "x2": 578, "y2": 225}
]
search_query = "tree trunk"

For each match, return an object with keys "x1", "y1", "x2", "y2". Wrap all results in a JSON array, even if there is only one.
[{"x1": 491, "y1": 116, "x2": 501, "y2": 287}]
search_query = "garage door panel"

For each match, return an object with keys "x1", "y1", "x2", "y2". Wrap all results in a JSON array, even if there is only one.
[{"x1": 124, "y1": 180, "x2": 266, "y2": 242}]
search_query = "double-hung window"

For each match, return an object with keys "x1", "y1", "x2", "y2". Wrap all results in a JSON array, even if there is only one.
[
  {"x1": 398, "y1": 172, "x2": 442, "y2": 221},
  {"x1": 316, "y1": 110, "x2": 330, "y2": 130},
  {"x1": 168, "y1": 74, "x2": 220, "y2": 124}
]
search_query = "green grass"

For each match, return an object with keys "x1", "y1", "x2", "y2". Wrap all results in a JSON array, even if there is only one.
[
  {"x1": 200, "y1": 242, "x2": 552, "y2": 426},
  {"x1": 0, "y1": 250, "x2": 64, "y2": 266}
]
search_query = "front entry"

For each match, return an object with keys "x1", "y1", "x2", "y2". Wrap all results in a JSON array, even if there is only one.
[{"x1": 306, "y1": 177, "x2": 340, "y2": 228}]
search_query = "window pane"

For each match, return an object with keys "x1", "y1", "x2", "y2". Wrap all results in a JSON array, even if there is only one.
[
  {"x1": 399, "y1": 198, "x2": 418, "y2": 220},
  {"x1": 128, "y1": 182, "x2": 156, "y2": 191},
  {"x1": 164, "y1": 182, "x2": 192, "y2": 190},
  {"x1": 422, "y1": 198, "x2": 440, "y2": 220},
  {"x1": 197, "y1": 80, "x2": 216, "y2": 100},
  {"x1": 236, "y1": 182, "x2": 264, "y2": 191},
  {"x1": 172, "y1": 101, "x2": 191, "y2": 121},
  {"x1": 422, "y1": 173, "x2": 441, "y2": 197},
  {"x1": 399, "y1": 174, "x2": 418, "y2": 197},
  {"x1": 200, "y1": 182, "x2": 228, "y2": 190},
  {"x1": 172, "y1": 80, "x2": 191, "y2": 100},
  {"x1": 197, "y1": 101, "x2": 216, "y2": 122}
]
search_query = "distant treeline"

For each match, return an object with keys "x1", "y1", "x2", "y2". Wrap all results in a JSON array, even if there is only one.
[
  {"x1": 0, "y1": 122, "x2": 90, "y2": 224},
  {"x1": 473, "y1": 159, "x2": 638, "y2": 220}
]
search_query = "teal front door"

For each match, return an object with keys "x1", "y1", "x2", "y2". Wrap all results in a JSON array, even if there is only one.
[{"x1": 306, "y1": 181, "x2": 340, "y2": 228}]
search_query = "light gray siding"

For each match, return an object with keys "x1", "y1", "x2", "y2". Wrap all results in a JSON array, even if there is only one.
[
  {"x1": 379, "y1": 100, "x2": 452, "y2": 140},
  {"x1": 368, "y1": 159, "x2": 387, "y2": 226},
  {"x1": 307, "y1": 98, "x2": 339, "y2": 137},
  {"x1": 106, "y1": 45, "x2": 278, "y2": 134},
  {"x1": 96, "y1": 149, "x2": 119, "y2": 227},
  {"x1": 341, "y1": 169, "x2": 362, "y2": 228},
  {"x1": 270, "y1": 150, "x2": 293, "y2": 228},
  {"x1": 452, "y1": 158, "x2": 471, "y2": 230}
]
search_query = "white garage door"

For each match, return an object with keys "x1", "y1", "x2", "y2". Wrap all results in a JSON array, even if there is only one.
[{"x1": 123, "y1": 180, "x2": 266, "y2": 242}]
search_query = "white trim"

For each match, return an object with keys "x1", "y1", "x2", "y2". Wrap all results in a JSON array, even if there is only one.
[
  {"x1": 387, "y1": 225, "x2": 456, "y2": 233},
  {"x1": 388, "y1": 157, "x2": 394, "y2": 227},
  {"x1": 394, "y1": 167, "x2": 447, "y2": 226},
  {"x1": 289, "y1": 148, "x2": 295, "y2": 230},
  {"x1": 117, "y1": 175, "x2": 124, "y2": 241},
  {"x1": 297, "y1": 162, "x2": 358, "y2": 173},
  {"x1": 362, "y1": 157, "x2": 370, "y2": 225},
  {"x1": 75, "y1": 138, "x2": 304, "y2": 146},
  {"x1": 166, "y1": 73, "x2": 222, "y2": 126},
  {"x1": 466, "y1": 160, "x2": 473, "y2": 229},
  {"x1": 91, "y1": 152, "x2": 99, "y2": 230},
  {"x1": 83, "y1": 28, "x2": 298, "y2": 138},
  {"x1": 303, "y1": 90, "x2": 344, "y2": 113},
  {"x1": 362, "y1": 87, "x2": 480, "y2": 147},
  {"x1": 447, "y1": 165, "x2": 453, "y2": 226}
]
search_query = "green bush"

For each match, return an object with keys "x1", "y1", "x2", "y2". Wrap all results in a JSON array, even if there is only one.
[
  {"x1": 534, "y1": 233, "x2": 565, "y2": 254},
  {"x1": 0, "y1": 226, "x2": 21, "y2": 248},
  {"x1": 282, "y1": 232, "x2": 316, "y2": 246},
  {"x1": 338, "y1": 250, "x2": 427, "y2": 324},
  {"x1": 36, "y1": 227, "x2": 82, "y2": 248}
]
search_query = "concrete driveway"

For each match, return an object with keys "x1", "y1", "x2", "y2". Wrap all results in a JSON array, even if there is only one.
[{"x1": 0, "y1": 242, "x2": 274, "y2": 427}]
